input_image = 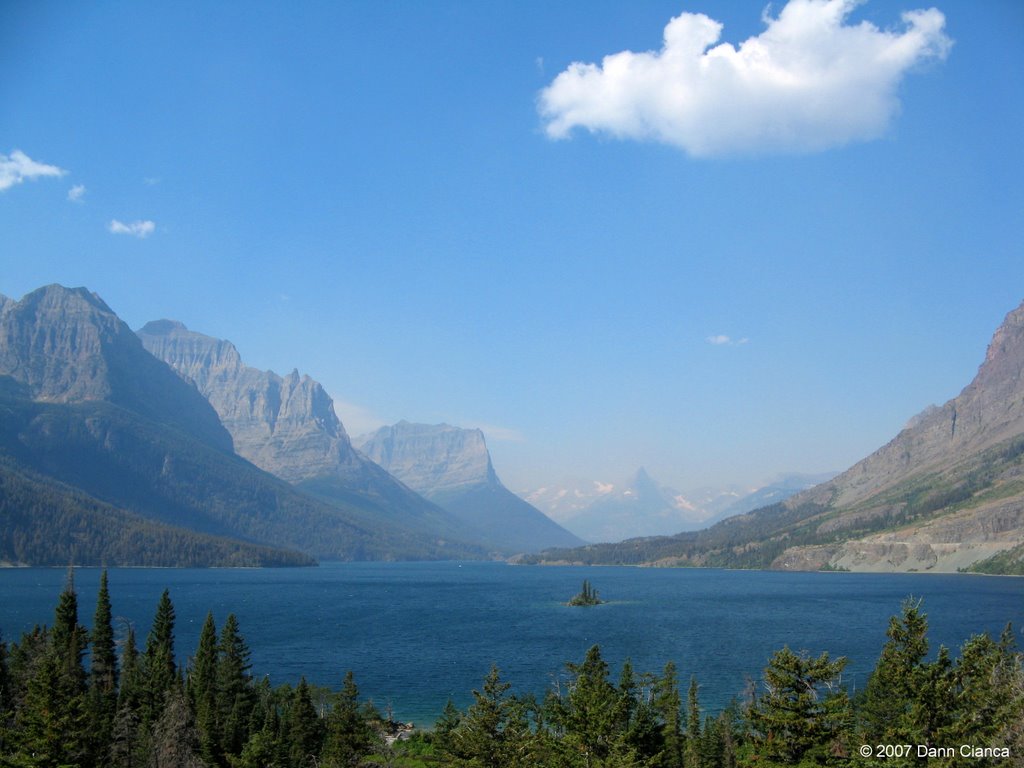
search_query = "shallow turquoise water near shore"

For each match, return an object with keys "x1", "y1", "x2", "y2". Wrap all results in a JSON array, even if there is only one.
[{"x1": 1, "y1": 562, "x2": 1021, "y2": 726}]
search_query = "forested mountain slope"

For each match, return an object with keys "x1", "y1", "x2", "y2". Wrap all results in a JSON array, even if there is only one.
[{"x1": 0, "y1": 285, "x2": 484, "y2": 564}]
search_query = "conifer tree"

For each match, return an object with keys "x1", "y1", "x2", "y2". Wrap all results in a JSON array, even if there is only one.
[
  {"x1": 149, "y1": 682, "x2": 204, "y2": 768},
  {"x1": 859, "y1": 598, "x2": 929, "y2": 746},
  {"x1": 284, "y1": 677, "x2": 323, "y2": 768},
  {"x1": 564, "y1": 644, "x2": 619, "y2": 762},
  {"x1": 188, "y1": 612, "x2": 219, "y2": 765},
  {"x1": 216, "y1": 613, "x2": 254, "y2": 758},
  {"x1": 748, "y1": 646, "x2": 851, "y2": 766},
  {"x1": 143, "y1": 590, "x2": 177, "y2": 726},
  {"x1": 434, "y1": 697, "x2": 463, "y2": 755},
  {"x1": 89, "y1": 571, "x2": 119, "y2": 758},
  {"x1": 322, "y1": 670, "x2": 377, "y2": 766},
  {"x1": 654, "y1": 660, "x2": 683, "y2": 768},
  {"x1": 0, "y1": 633, "x2": 8, "y2": 758},
  {"x1": 111, "y1": 623, "x2": 146, "y2": 768},
  {"x1": 14, "y1": 572, "x2": 91, "y2": 767},
  {"x1": 450, "y1": 664, "x2": 520, "y2": 768},
  {"x1": 684, "y1": 677, "x2": 702, "y2": 768}
]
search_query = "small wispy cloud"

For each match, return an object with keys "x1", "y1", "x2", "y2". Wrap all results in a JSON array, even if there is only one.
[
  {"x1": 67, "y1": 184, "x2": 86, "y2": 203},
  {"x1": 108, "y1": 219, "x2": 156, "y2": 239},
  {"x1": 539, "y1": 0, "x2": 952, "y2": 156},
  {"x1": 707, "y1": 334, "x2": 749, "y2": 346},
  {"x1": 0, "y1": 150, "x2": 67, "y2": 192}
]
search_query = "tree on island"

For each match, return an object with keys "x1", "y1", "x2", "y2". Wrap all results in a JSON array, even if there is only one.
[{"x1": 568, "y1": 579, "x2": 605, "y2": 607}]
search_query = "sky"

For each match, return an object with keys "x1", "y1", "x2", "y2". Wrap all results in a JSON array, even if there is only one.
[{"x1": 2, "y1": 0, "x2": 1022, "y2": 495}]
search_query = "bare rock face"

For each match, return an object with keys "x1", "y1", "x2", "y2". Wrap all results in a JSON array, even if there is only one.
[
  {"x1": 773, "y1": 299, "x2": 1024, "y2": 571},
  {"x1": 0, "y1": 286, "x2": 232, "y2": 452},
  {"x1": 355, "y1": 421, "x2": 495, "y2": 495},
  {"x1": 796, "y1": 301, "x2": 1024, "y2": 511},
  {"x1": 138, "y1": 320, "x2": 354, "y2": 483},
  {"x1": 356, "y1": 422, "x2": 584, "y2": 552},
  {"x1": 137, "y1": 320, "x2": 483, "y2": 549}
]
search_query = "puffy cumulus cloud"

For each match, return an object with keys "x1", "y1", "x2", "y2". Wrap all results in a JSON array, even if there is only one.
[
  {"x1": 539, "y1": 0, "x2": 952, "y2": 156},
  {"x1": 67, "y1": 184, "x2": 87, "y2": 203},
  {"x1": 0, "y1": 150, "x2": 67, "y2": 191},
  {"x1": 108, "y1": 219, "x2": 156, "y2": 238}
]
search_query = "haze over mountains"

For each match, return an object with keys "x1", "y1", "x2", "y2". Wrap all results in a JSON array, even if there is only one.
[
  {"x1": 527, "y1": 299, "x2": 1024, "y2": 574},
  {"x1": 1, "y1": 284, "x2": 580, "y2": 565},
  {"x1": 136, "y1": 320, "x2": 483, "y2": 550},
  {"x1": 355, "y1": 422, "x2": 583, "y2": 552},
  {"x1": 4, "y1": 283, "x2": 1023, "y2": 574},
  {"x1": 522, "y1": 469, "x2": 836, "y2": 542}
]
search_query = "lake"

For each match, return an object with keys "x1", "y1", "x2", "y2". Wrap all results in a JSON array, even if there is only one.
[{"x1": 0, "y1": 562, "x2": 1021, "y2": 726}]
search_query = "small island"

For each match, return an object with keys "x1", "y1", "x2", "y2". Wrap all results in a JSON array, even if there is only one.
[{"x1": 567, "y1": 579, "x2": 605, "y2": 607}]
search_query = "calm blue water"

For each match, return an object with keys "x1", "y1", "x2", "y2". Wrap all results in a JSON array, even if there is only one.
[{"x1": 1, "y1": 563, "x2": 1021, "y2": 726}]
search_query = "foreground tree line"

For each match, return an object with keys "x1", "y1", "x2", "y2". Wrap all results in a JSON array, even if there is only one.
[{"x1": 0, "y1": 575, "x2": 1022, "y2": 767}]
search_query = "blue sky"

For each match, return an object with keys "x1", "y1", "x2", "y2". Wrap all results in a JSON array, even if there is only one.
[{"x1": 2, "y1": 0, "x2": 1022, "y2": 494}]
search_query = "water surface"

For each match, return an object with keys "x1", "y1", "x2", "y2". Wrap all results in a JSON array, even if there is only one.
[{"x1": 1, "y1": 562, "x2": 1020, "y2": 725}]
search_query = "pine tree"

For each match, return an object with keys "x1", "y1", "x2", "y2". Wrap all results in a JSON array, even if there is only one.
[
  {"x1": 859, "y1": 598, "x2": 929, "y2": 746},
  {"x1": 143, "y1": 590, "x2": 177, "y2": 726},
  {"x1": 322, "y1": 670, "x2": 377, "y2": 766},
  {"x1": 188, "y1": 612, "x2": 219, "y2": 765},
  {"x1": 283, "y1": 677, "x2": 323, "y2": 768},
  {"x1": 0, "y1": 629, "x2": 11, "y2": 755},
  {"x1": 654, "y1": 660, "x2": 683, "y2": 768},
  {"x1": 148, "y1": 682, "x2": 204, "y2": 768},
  {"x1": 684, "y1": 677, "x2": 701, "y2": 768},
  {"x1": 564, "y1": 644, "x2": 619, "y2": 762},
  {"x1": 216, "y1": 613, "x2": 254, "y2": 759},
  {"x1": 89, "y1": 571, "x2": 119, "y2": 759},
  {"x1": 111, "y1": 624, "x2": 145, "y2": 768},
  {"x1": 14, "y1": 573, "x2": 91, "y2": 767},
  {"x1": 748, "y1": 646, "x2": 851, "y2": 766},
  {"x1": 434, "y1": 697, "x2": 463, "y2": 756},
  {"x1": 450, "y1": 664, "x2": 520, "y2": 768}
]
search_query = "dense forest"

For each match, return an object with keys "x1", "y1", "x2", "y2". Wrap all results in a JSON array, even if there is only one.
[{"x1": 0, "y1": 574, "x2": 1022, "y2": 767}]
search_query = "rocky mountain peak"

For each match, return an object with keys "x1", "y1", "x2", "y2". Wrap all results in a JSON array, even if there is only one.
[
  {"x1": 138, "y1": 321, "x2": 352, "y2": 482},
  {"x1": 0, "y1": 285, "x2": 233, "y2": 451},
  {"x1": 355, "y1": 422, "x2": 495, "y2": 495}
]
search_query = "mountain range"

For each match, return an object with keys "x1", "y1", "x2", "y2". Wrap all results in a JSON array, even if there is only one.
[
  {"x1": 5, "y1": 283, "x2": 1023, "y2": 573},
  {"x1": 0, "y1": 284, "x2": 579, "y2": 566},
  {"x1": 525, "y1": 299, "x2": 1024, "y2": 574},
  {"x1": 354, "y1": 422, "x2": 583, "y2": 553},
  {"x1": 521, "y1": 470, "x2": 835, "y2": 542}
]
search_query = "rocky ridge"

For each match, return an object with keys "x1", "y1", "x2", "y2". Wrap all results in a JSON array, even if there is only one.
[
  {"x1": 356, "y1": 422, "x2": 583, "y2": 552},
  {"x1": 137, "y1": 321, "x2": 485, "y2": 549}
]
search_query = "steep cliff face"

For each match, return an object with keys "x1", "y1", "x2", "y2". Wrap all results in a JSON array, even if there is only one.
[
  {"x1": 798, "y1": 303, "x2": 1024, "y2": 513},
  {"x1": 355, "y1": 422, "x2": 495, "y2": 495},
  {"x1": 137, "y1": 321, "x2": 483, "y2": 548},
  {"x1": 139, "y1": 320, "x2": 354, "y2": 483},
  {"x1": 0, "y1": 286, "x2": 232, "y2": 452},
  {"x1": 356, "y1": 422, "x2": 584, "y2": 552}
]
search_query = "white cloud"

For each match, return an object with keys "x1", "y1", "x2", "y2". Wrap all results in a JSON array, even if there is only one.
[
  {"x1": 108, "y1": 219, "x2": 156, "y2": 238},
  {"x1": 707, "y1": 334, "x2": 749, "y2": 346},
  {"x1": 539, "y1": 0, "x2": 952, "y2": 156},
  {"x1": 0, "y1": 150, "x2": 67, "y2": 191},
  {"x1": 67, "y1": 184, "x2": 87, "y2": 203}
]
